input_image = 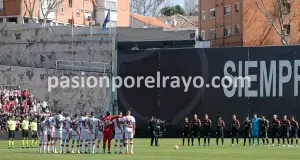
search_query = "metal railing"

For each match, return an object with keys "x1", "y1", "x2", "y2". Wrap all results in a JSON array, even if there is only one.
[
  {"x1": 56, "y1": 60, "x2": 110, "y2": 73},
  {"x1": 0, "y1": 85, "x2": 19, "y2": 90}
]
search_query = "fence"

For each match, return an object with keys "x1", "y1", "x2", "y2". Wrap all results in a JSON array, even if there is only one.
[{"x1": 117, "y1": 45, "x2": 300, "y2": 137}]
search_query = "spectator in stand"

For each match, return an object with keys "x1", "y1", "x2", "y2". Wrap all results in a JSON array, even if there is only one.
[
  {"x1": 36, "y1": 101, "x2": 41, "y2": 114},
  {"x1": 14, "y1": 90, "x2": 17, "y2": 100},
  {"x1": 22, "y1": 89, "x2": 29, "y2": 100},
  {"x1": 0, "y1": 88, "x2": 3, "y2": 105},
  {"x1": 15, "y1": 97, "x2": 19, "y2": 108},
  {"x1": 16, "y1": 88, "x2": 22, "y2": 105},
  {"x1": 4, "y1": 100, "x2": 10, "y2": 112},
  {"x1": 23, "y1": 99, "x2": 28, "y2": 114},
  {"x1": 42, "y1": 101, "x2": 47, "y2": 112},
  {"x1": 9, "y1": 89, "x2": 13, "y2": 101},
  {"x1": 28, "y1": 97, "x2": 33, "y2": 112}
]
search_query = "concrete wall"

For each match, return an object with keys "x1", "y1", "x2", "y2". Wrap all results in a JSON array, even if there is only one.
[
  {"x1": 195, "y1": 40, "x2": 210, "y2": 48},
  {"x1": 116, "y1": 27, "x2": 196, "y2": 42},
  {"x1": 0, "y1": 24, "x2": 115, "y2": 114},
  {"x1": 0, "y1": 65, "x2": 109, "y2": 114},
  {"x1": 0, "y1": 132, "x2": 22, "y2": 140}
]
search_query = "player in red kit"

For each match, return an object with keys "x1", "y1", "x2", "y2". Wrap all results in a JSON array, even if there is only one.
[{"x1": 102, "y1": 111, "x2": 114, "y2": 154}]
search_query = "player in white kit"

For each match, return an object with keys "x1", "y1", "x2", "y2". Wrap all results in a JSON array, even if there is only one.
[
  {"x1": 113, "y1": 111, "x2": 124, "y2": 154},
  {"x1": 71, "y1": 114, "x2": 80, "y2": 153},
  {"x1": 96, "y1": 116, "x2": 104, "y2": 154},
  {"x1": 55, "y1": 111, "x2": 65, "y2": 153},
  {"x1": 46, "y1": 114, "x2": 56, "y2": 153},
  {"x1": 121, "y1": 110, "x2": 136, "y2": 154},
  {"x1": 79, "y1": 112, "x2": 89, "y2": 153},
  {"x1": 39, "y1": 116, "x2": 48, "y2": 153},
  {"x1": 87, "y1": 112, "x2": 99, "y2": 154},
  {"x1": 62, "y1": 116, "x2": 72, "y2": 153}
]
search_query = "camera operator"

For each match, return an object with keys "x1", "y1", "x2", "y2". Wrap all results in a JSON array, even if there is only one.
[{"x1": 149, "y1": 116, "x2": 160, "y2": 146}]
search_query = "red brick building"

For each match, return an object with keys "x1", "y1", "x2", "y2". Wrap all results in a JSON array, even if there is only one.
[
  {"x1": 198, "y1": 0, "x2": 300, "y2": 47},
  {"x1": 0, "y1": 0, "x2": 94, "y2": 26}
]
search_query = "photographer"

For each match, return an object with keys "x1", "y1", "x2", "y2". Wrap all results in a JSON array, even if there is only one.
[{"x1": 149, "y1": 116, "x2": 160, "y2": 146}]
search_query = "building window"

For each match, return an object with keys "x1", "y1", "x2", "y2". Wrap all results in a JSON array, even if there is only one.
[
  {"x1": 106, "y1": 1, "x2": 117, "y2": 10},
  {"x1": 224, "y1": 26, "x2": 232, "y2": 36},
  {"x1": 235, "y1": 24, "x2": 240, "y2": 34},
  {"x1": 60, "y1": 6, "x2": 64, "y2": 13},
  {"x1": 7, "y1": 17, "x2": 18, "y2": 24},
  {"x1": 210, "y1": 8, "x2": 215, "y2": 18},
  {"x1": 202, "y1": 11, "x2": 206, "y2": 20},
  {"x1": 235, "y1": 3, "x2": 240, "y2": 13},
  {"x1": 24, "y1": 18, "x2": 29, "y2": 23},
  {"x1": 201, "y1": 30, "x2": 206, "y2": 40},
  {"x1": 0, "y1": 18, "x2": 3, "y2": 23},
  {"x1": 105, "y1": 1, "x2": 109, "y2": 8},
  {"x1": 283, "y1": 24, "x2": 290, "y2": 35},
  {"x1": 38, "y1": 19, "x2": 43, "y2": 24},
  {"x1": 76, "y1": 9, "x2": 80, "y2": 17},
  {"x1": 224, "y1": 5, "x2": 231, "y2": 16},
  {"x1": 85, "y1": 12, "x2": 92, "y2": 21},
  {"x1": 209, "y1": 29, "x2": 216, "y2": 40},
  {"x1": 68, "y1": 19, "x2": 73, "y2": 25},
  {"x1": 282, "y1": 3, "x2": 290, "y2": 15},
  {"x1": 109, "y1": 21, "x2": 117, "y2": 27},
  {"x1": 68, "y1": 0, "x2": 72, "y2": 7},
  {"x1": 0, "y1": 0, "x2": 3, "y2": 10}
]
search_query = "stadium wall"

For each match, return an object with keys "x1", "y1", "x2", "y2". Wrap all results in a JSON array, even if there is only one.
[
  {"x1": 117, "y1": 46, "x2": 300, "y2": 138},
  {"x1": 0, "y1": 132, "x2": 23, "y2": 140},
  {"x1": 0, "y1": 65, "x2": 109, "y2": 114},
  {"x1": 0, "y1": 24, "x2": 115, "y2": 114}
]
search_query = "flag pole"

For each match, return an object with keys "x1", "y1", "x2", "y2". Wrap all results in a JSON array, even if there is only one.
[
  {"x1": 109, "y1": 5, "x2": 111, "y2": 35},
  {"x1": 130, "y1": 1, "x2": 133, "y2": 28},
  {"x1": 90, "y1": 5, "x2": 93, "y2": 71},
  {"x1": 72, "y1": 12, "x2": 74, "y2": 71},
  {"x1": 109, "y1": 4, "x2": 114, "y2": 113}
]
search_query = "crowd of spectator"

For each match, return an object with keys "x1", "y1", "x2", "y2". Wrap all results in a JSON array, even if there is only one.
[{"x1": 0, "y1": 87, "x2": 50, "y2": 132}]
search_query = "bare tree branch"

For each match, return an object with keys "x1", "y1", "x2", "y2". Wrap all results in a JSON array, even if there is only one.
[
  {"x1": 253, "y1": 0, "x2": 299, "y2": 45},
  {"x1": 24, "y1": 0, "x2": 37, "y2": 23},
  {"x1": 41, "y1": 0, "x2": 64, "y2": 25},
  {"x1": 24, "y1": 0, "x2": 64, "y2": 26},
  {"x1": 132, "y1": 0, "x2": 167, "y2": 16},
  {"x1": 255, "y1": 0, "x2": 281, "y2": 36}
]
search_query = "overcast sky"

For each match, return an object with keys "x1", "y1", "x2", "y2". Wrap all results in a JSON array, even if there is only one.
[{"x1": 168, "y1": 0, "x2": 184, "y2": 6}]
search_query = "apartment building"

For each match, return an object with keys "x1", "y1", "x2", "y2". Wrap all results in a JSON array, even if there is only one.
[
  {"x1": 0, "y1": 0, "x2": 94, "y2": 26},
  {"x1": 0, "y1": 0, "x2": 130, "y2": 27},
  {"x1": 94, "y1": 0, "x2": 130, "y2": 27},
  {"x1": 117, "y1": 0, "x2": 130, "y2": 27},
  {"x1": 198, "y1": 0, "x2": 300, "y2": 47},
  {"x1": 184, "y1": 0, "x2": 198, "y2": 15},
  {"x1": 94, "y1": 0, "x2": 117, "y2": 27}
]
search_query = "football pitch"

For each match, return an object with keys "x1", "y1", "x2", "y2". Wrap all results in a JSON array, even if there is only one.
[{"x1": 0, "y1": 139, "x2": 299, "y2": 160}]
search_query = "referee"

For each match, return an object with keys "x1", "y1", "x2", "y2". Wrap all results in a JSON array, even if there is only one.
[
  {"x1": 8, "y1": 116, "x2": 17, "y2": 149},
  {"x1": 21, "y1": 116, "x2": 30, "y2": 148},
  {"x1": 30, "y1": 118, "x2": 38, "y2": 148}
]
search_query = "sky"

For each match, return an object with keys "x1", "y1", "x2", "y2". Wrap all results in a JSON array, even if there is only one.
[{"x1": 167, "y1": 0, "x2": 184, "y2": 6}]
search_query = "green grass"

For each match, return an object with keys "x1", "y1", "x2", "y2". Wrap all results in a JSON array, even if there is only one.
[{"x1": 0, "y1": 139, "x2": 299, "y2": 160}]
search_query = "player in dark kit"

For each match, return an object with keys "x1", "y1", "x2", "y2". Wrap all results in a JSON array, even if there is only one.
[
  {"x1": 281, "y1": 115, "x2": 291, "y2": 147},
  {"x1": 202, "y1": 114, "x2": 212, "y2": 146},
  {"x1": 182, "y1": 117, "x2": 190, "y2": 146},
  {"x1": 243, "y1": 116, "x2": 252, "y2": 146},
  {"x1": 271, "y1": 114, "x2": 281, "y2": 147},
  {"x1": 290, "y1": 116, "x2": 299, "y2": 147},
  {"x1": 190, "y1": 114, "x2": 201, "y2": 146},
  {"x1": 260, "y1": 116, "x2": 269, "y2": 146},
  {"x1": 231, "y1": 114, "x2": 240, "y2": 146},
  {"x1": 216, "y1": 115, "x2": 225, "y2": 146}
]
